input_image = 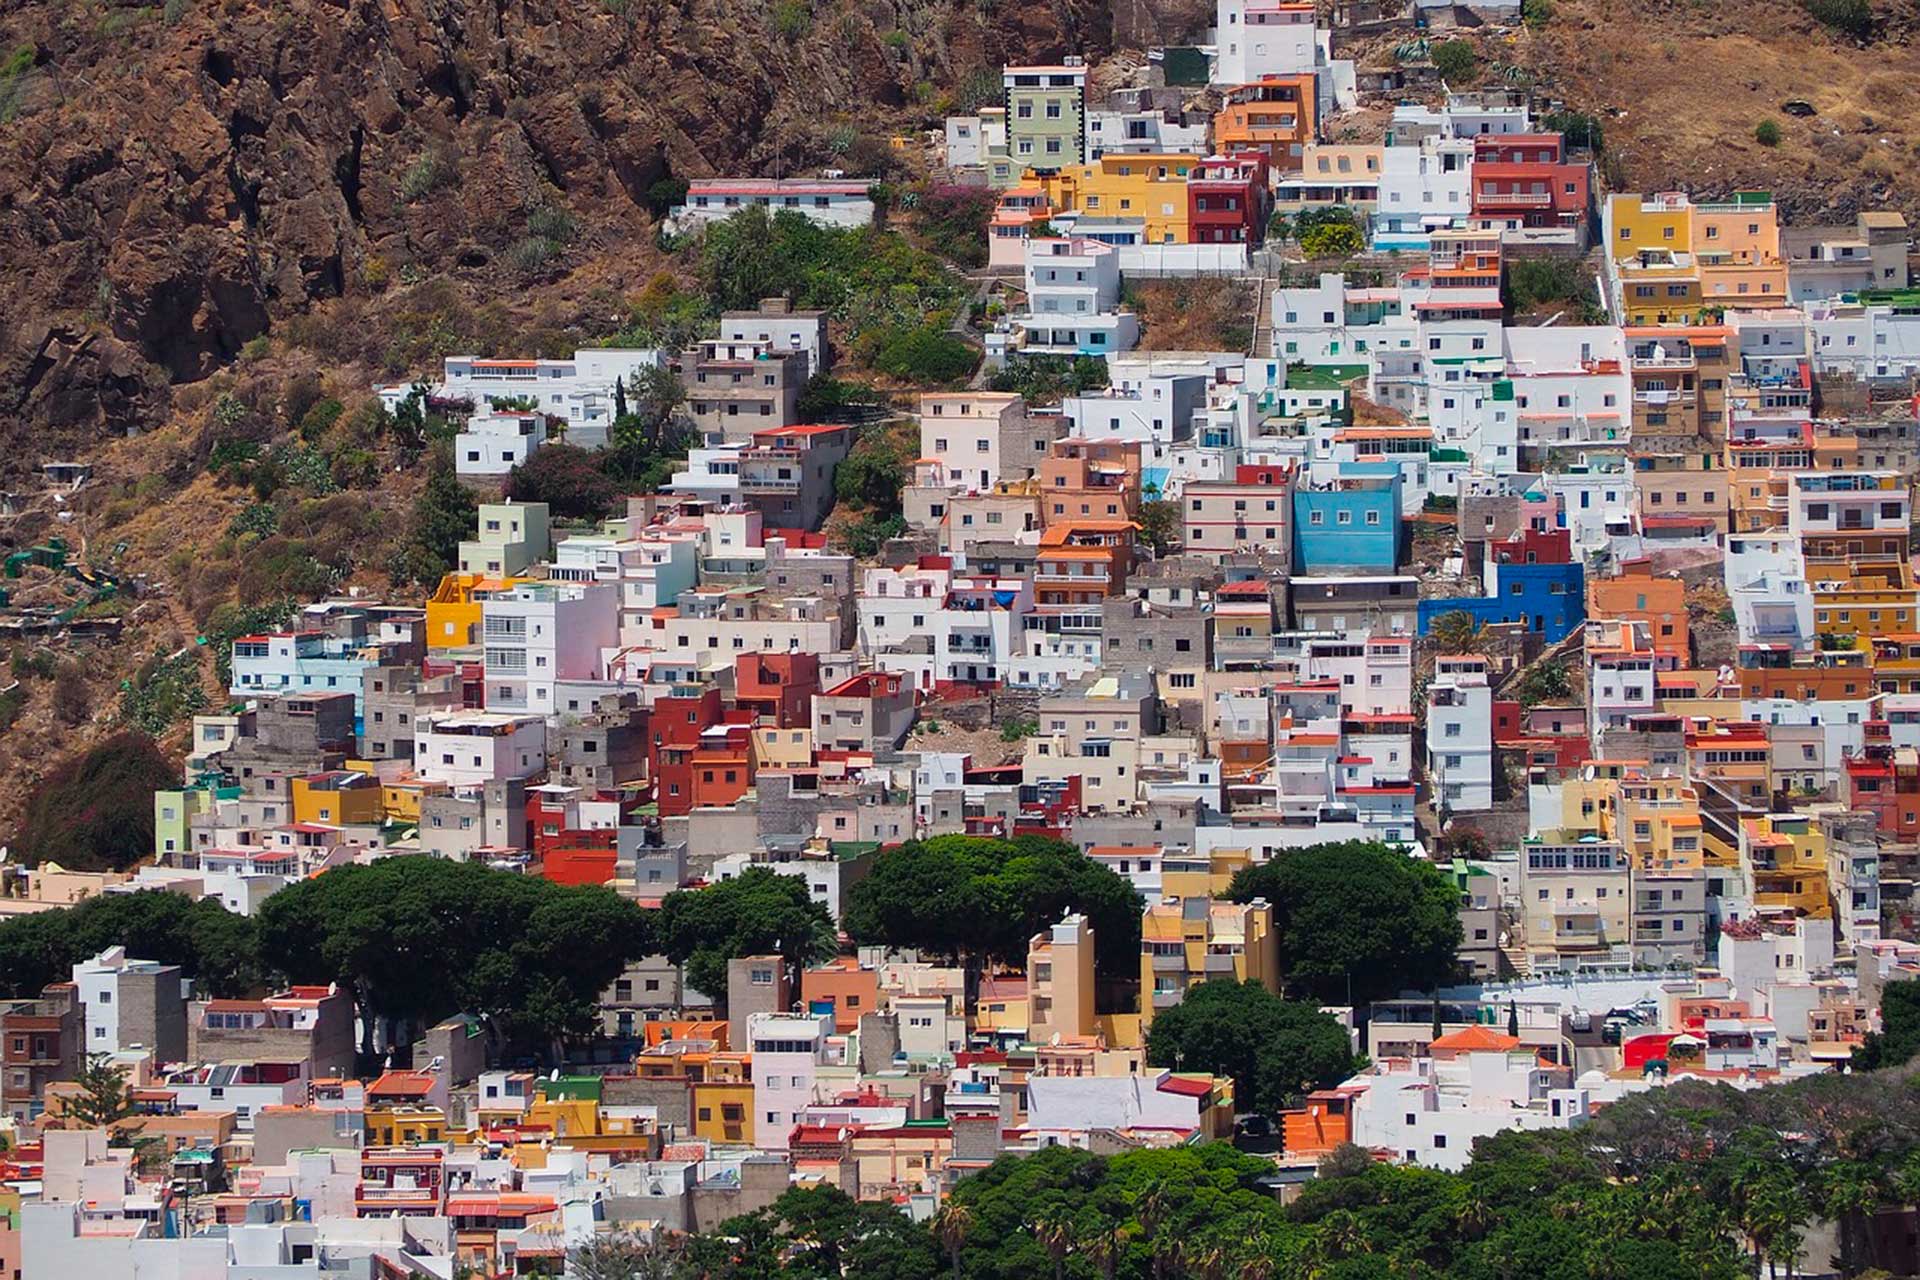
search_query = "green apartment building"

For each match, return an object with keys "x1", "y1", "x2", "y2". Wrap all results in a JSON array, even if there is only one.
[{"x1": 1003, "y1": 62, "x2": 1088, "y2": 179}]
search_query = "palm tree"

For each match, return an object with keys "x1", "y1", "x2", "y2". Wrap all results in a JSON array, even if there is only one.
[
  {"x1": 1128, "y1": 1182, "x2": 1175, "y2": 1280},
  {"x1": 1317, "y1": 1210, "x2": 1370, "y2": 1261},
  {"x1": 1821, "y1": 1161, "x2": 1882, "y2": 1279},
  {"x1": 1079, "y1": 1222, "x2": 1129, "y2": 1280},
  {"x1": 1453, "y1": 1194, "x2": 1493, "y2": 1243},
  {"x1": 1190, "y1": 1244, "x2": 1228, "y2": 1280},
  {"x1": 1428, "y1": 609, "x2": 1485, "y2": 655},
  {"x1": 934, "y1": 1202, "x2": 974, "y2": 1280},
  {"x1": 1033, "y1": 1211, "x2": 1075, "y2": 1280}
]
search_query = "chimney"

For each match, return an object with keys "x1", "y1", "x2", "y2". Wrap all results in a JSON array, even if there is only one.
[{"x1": 758, "y1": 297, "x2": 792, "y2": 315}]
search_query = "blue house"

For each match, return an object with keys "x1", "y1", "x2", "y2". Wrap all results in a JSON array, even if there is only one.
[
  {"x1": 1293, "y1": 472, "x2": 1403, "y2": 573},
  {"x1": 1417, "y1": 560, "x2": 1586, "y2": 643}
]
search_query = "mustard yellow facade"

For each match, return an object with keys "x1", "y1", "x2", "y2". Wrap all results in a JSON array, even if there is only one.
[
  {"x1": 291, "y1": 773, "x2": 384, "y2": 827},
  {"x1": 1037, "y1": 153, "x2": 1201, "y2": 244},
  {"x1": 1139, "y1": 898, "x2": 1279, "y2": 1030}
]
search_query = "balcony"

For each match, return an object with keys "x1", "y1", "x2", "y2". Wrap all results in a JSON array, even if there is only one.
[{"x1": 1478, "y1": 189, "x2": 1554, "y2": 206}]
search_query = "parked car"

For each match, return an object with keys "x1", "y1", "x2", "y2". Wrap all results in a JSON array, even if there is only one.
[{"x1": 1569, "y1": 1010, "x2": 1592, "y2": 1033}]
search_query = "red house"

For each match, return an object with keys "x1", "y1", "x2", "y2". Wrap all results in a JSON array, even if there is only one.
[
  {"x1": 1470, "y1": 134, "x2": 1590, "y2": 232},
  {"x1": 1187, "y1": 153, "x2": 1270, "y2": 246},
  {"x1": 734, "y1": 652, "x2": 820, "y2": 728}
]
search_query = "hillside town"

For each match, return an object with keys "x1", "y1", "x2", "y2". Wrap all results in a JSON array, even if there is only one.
[{"x1": 5, "y1": 0, "x2": 1920, "y2": 1277}]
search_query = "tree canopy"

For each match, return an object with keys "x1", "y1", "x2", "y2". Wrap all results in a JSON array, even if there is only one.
[
  {"x1": 841, "y1": 836, "x2": 1143, "y2": 983},
  {"x1": 1224, "y1": 841, "x2": 1462, "y2": 1003},
  {"x1": 15, "y1": 732, "x2": 181, "y2": 872},
  {"x1": 257, "y1": 857, "x2": 653, "y2": 1056},
  {"x1": 0, "y1": 890, "x2": 262, "y2": 998},
  {"x1": 1145, "y1": 980, "x2": 1359, "y2": 1114},
  {"x1": 505, "y1": 443, "x2": 623, "y2": 520},
  {"x1": 659, "y1": 867, "x2": 838, "y2": 1006}
]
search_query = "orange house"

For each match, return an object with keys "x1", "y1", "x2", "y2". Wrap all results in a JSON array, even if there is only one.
[
  {"x1": 539, "y1": 844, "x2": 619, "y2": 887},
  {"x1": 1035, "y1": 521, "x2": 1135, "y2": 607},
  {"x1": 1280, "y1": 1086, "x2": 1359, "y2": 1158},
  {"x1": 801, "y1": 959, "x2": 881, "y2": 1033},
  {"x1": 1038, "y1": 438, "x2": 1141, "y2": 527},
  {"x1": 1212, "y1": 76, "x2": 1319, "y2": 173},
  {"x1": 1587, "y1": 560, "x2": 1689, "y2": 662}
]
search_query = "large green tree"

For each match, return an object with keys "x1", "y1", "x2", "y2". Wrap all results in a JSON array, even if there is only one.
[
  {"x1": 659, "y1": 867, "x2": 837, "y2": 1007},
  {"x1": 841, "y1": 835, "x2": 1142, "y2": 983},
  {"x1": 1224, "y1": 841, "x2": 1462, "y2": 1003},
  {"x1": 1145, "y1": 979, "x2": 1358, "y2": 1114},
  {"x1": 0, "y1": 889, "x2": 263, "y2": 998},
  {"x1": 1852, "y1": 979, "x2": 1920, "y2": 1070},
  {"x1": 257, "y1": 858, "x2": 652, "y2": 1061},
  {"x1": 14, "y1": 732, "x2": 179, "y2": 872}
]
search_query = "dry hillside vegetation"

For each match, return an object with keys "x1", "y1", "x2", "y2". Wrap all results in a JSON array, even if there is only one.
[{"x1": 1517, "y1": 0, "x2": 1919, "y2": 220}]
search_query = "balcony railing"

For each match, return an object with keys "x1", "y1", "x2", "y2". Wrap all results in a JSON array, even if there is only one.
[{"x1": 1478, "y1": 189, "x2": 1554, "y2": 206}]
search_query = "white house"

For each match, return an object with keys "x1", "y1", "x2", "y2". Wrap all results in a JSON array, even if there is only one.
[
  {"x1": 412, "y1": 711, "x2": 547, "y2": 786},
  {"x1": 671, "y1": 179, "x2": 875, "y2": 231},
  {"x1": 1213, "y1": 0, "x2": 1317, "y2": 87},
  {"x1": 479, "y1": 581, "x2": 621, "y2": 715},
  {"x1": 1008, "y1": 237, "x2": 1140, "y2": 359},
  {"x1": 1425, "y1": 654, "x2": 1494, "y2": 813},
  {"x1": 454, "y1": 410, "x2": 547, "y2": 482},
  {"x1": 748, "y1": 1012, "x2": 835, "y2": 1150}
]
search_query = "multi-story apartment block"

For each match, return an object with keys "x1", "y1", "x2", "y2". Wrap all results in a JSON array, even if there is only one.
[
  {"x1": 1004, "y1": 62, "x2": 1089, "y2": 174},
  {"x1": 681, "y1": 339, "x2": 807, "y2": 445},
  {"x1": 1139, "y1": 896, "x2": 1279, "y2": 1030},
  {"x1": 1426, "y1": 655, "x2": 1494, "y2": 814},
  {"x1": 1212, "y1": 0, "x2": 1317, "y2": 86},
  {"x1": 480, "y1": 581, "x2": 620, "y2": 715}
]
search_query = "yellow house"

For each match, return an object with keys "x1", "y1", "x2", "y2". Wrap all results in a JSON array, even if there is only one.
[
  {"x1": 376, "y1": 774, "x2": 441, "y2": 825},
  {"x1": 1037, "y1": 153, "x2": 1201, "y2": 244},
  {"x1": 851, "y1": 1121, "x2": 951, "y2": 1199},
  {"x1": 1617, "y1": 774, "x2": 1705, "y2": 872},
  {"x1": 367, "y1": 1104, "x2": 448, "y2": 1146},
  {"x1": 751, "y1": 726, "x2": 813, "y2": 770},
  {"x1": 1140, "y1": 897, "x2": 1279, "y2": 1030},
  {"x1": 425, "y1": 572, "x2": 530, "y2": 650},
  {"x1": 1606, "y1": 192, "x2": 1787, "y2": 323},
  {"x1": 1812, "y1": 561, "x2": 1920, "y2": 644},
  {"x1": 291, "y1": 770, "x2": 385, "y2": 827},
  {"x1": 970, "y1": 975, "x2": 1030, "y2": 1042},
  {"x1": 1159, "y1": 846, "x2": 1252, "y2": 900},
  {"x1": 1740, "y1": 814, "x2": 1831, "y2": 918},
  {"x1": 691, "y1": 1079, "x2": 756, "y2": 1147}
]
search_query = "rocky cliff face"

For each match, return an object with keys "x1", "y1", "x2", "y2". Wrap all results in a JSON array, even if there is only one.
[{"x1": 0, "y1": 0, "x2": 1210, "y2": 470}]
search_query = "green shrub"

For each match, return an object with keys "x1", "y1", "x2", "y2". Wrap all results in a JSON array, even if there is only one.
[
  {"x1": 1804, "y1": 0, "x2": 1871, "y2": 39},
  {"x1": 866, "y1": 325, "x2": 978, "y2": 385},
  {"x1": 772, "y1": 0, "x2": 810, "y2": 39},
  {"x1": 1755, "y1": 119, "x2": 1781, "y2": 146},
  {"x1": 839, "y1": 513, "x2": 906, "y2": 558},
  {"x1": 0, "y1": 45, "x2": 34, "y2": 125},
  {"x1": 400, "y1": 150, "x2": 456, "y2": 202},
  {"x1": 1540, "y1": 109, "x2": 1604, "y2": 152},
  {"x1": 1299, "y1": 221, "x2": 1364, "y2": 259},
  {"x1": 228, "y1": 502, "x2": 279, "y2": 538},
  {"x1": 1431, "y1": 39, "x2": 1476, "y2": 81},
  {"x1": 1521, "y1": 0, "x2": 1552, "y2": 26},
  {"x1": 15, "y1": 733, "x2": 181, "y2": 872},
  {"x1": 297, "y1": 397, "x2": 345, "y2": 442},
  {"x1": 986, "y1": 354, "x2": 1110, "y2": 404},
  {"x1": 509, "y1": 236, "x2": 561, "y2": 274},
  {"x1": 527, "y1": 203, "x2": 579, "y2": 244}
]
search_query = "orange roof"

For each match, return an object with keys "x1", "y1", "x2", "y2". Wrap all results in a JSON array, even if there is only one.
[{"x1": 1430, "y1": 1026, "x2": 1522, "y2": 1053}]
